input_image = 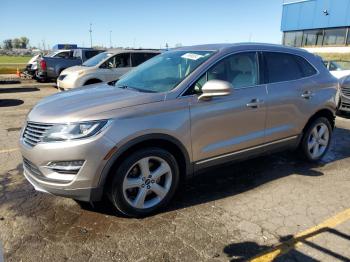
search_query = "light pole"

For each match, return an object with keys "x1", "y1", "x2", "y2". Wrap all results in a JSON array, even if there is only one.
[
  {"x1": 109, "y1": 30, "x2": 112, "y2": 48},
  {"x1": 89, "y1": 23, "x2": 93, "y2": 47}
]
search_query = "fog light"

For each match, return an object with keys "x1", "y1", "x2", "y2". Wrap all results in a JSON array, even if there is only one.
[{"x1": 45, "y1": 160, "x2": 84, "y2": 174}]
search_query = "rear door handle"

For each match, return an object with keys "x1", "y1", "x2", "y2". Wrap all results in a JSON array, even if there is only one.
[
  {"x1": 301, "y1": 91, "x2": 313, "y2": 99},
  {"x1": 246, "y1": 98, "x2": 264, "y2": 108}
]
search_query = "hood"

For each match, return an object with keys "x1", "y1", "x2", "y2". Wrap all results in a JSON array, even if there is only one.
[
  {"x1": 61, "y1": 65, "x2": 91, "y2": 75},
  {"x1": 28, "y1": 83, "x2": 165, "y2": 123}
]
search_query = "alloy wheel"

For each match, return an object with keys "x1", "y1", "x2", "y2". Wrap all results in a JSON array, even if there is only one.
[
  {"x1": 307, "y1": 123, "x2": 330, "y2": 159},
  {"x1": 122, "y1": 156, "x2": 173, "y2": 209}
]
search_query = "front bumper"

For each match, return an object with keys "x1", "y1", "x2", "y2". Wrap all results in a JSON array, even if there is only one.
[
  {"x1": 339, "y1": 94, "x2": 350, "y2": 112},
  {"x1": 57, "y1": 78, "x2": 80, "y2": 91},
  {"x1": 20, "y1": 130, "x2": 116, "y2": 202}
]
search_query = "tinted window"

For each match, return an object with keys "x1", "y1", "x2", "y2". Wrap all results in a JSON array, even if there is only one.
[
  {"x1": 264, "y1": 52, "x2": 315, "y2": 83},
  {"x1": 85, "y1": 51, "x2": 100, "y2": 59},
  {"x1": 295, "y1": 56, "x2": 317, "y2": 77},
  {"x1": 131, "y1": 53, "x2": 159, "y2": 66}
]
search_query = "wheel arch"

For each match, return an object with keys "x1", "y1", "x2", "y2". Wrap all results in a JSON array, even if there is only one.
[
  {"x1": 99, "y1": 134, "x2": 193, "y2": 194},
  {"x1": 84, "y1": 78, "x2": 103, "y2": 85},
  {"x1": 302, "y1": 108, "x2": 336, "y2": 134}
]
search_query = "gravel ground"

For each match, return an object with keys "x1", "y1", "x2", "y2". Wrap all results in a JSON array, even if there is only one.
[{"x1": 1, "y1": 83, "x2": 350, "y2": 261}]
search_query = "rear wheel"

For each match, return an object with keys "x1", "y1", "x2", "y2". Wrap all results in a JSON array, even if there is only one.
[
  {"x1": 300, "y1": 117, "x2": 332, "y2": 162},
  {"x1": 108, "y1": 148, "x2": 179, "y2": 217}
]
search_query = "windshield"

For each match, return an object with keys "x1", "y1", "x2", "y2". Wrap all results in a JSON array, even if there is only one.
[
  {"x1": 114, "y1": 50, "x2": 214, "y2": 92},
  {"x1": 83, "y1": 52, "x2": 113, "y2": 67}
]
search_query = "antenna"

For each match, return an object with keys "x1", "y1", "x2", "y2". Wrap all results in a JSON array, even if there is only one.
[{"x1": 89, "y1": 23, "x2": 93, "y2": 47}]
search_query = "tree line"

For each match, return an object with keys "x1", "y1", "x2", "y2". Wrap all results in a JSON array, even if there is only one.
[{"x1": 2, "y1": 37, "x2": 30, "y2": 49}]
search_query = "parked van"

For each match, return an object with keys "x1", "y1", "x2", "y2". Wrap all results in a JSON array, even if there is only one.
[{"x1": 57, "y1": 49, "x2": 161, "y2": 90}]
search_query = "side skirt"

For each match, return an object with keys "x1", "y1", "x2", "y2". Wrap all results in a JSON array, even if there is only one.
[{"x1": 193, "y1": 135, "x2": 300, "y2": 174}]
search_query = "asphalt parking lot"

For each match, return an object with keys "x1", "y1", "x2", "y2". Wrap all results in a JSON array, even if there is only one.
[{"x1": 1, "y1": 82, "x2": 350, "y2": 262}]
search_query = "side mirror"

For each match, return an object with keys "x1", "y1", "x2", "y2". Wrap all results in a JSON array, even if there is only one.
[{"x1": 198, "y1": 80, "x2": 232, "y2": 100}]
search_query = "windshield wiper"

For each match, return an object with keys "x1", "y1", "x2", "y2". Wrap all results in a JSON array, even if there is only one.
[{"x1": 115, "y1": 85, "x2": 141, "y2": 92}]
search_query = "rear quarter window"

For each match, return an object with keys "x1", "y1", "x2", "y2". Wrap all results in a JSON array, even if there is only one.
[{"x1": 264, "y1": 52, "x2": 316, "y2": 83}]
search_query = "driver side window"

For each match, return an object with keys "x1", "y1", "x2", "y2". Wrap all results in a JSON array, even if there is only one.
[
  {"x1": 188, "y1": 52, "x2": 259, "y2": 95},
  {"x1": 103, "y1": 53, "x2": 131, "y2": 69}
]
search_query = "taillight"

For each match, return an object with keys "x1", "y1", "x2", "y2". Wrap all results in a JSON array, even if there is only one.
[{"x1": 40, "y1": 60, "x2": 47, "y2": 71}]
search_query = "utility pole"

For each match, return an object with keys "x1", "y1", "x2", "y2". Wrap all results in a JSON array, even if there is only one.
[
  {"x1": 89, "y1": 23, "x2": 93, "y2": 47},
  {"x1": 109, "y1": 30, "x2": 112, "y2": 48}
]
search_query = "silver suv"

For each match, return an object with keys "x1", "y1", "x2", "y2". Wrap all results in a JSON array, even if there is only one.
[{"x1": 20, "y1": 43, "x2": 338, "y2": 217}]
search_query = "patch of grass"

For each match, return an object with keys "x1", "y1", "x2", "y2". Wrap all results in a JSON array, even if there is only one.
[
  {"x1": 315, "y1": 53, "x2": 350, "y2": 61},
  {"x1": 0, "y1": 55, "x2": 31, "y2": 64}
]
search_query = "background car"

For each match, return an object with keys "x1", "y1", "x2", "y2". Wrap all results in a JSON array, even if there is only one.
[
  {"x1": 338, "y1": 75, "x2": 350, "y2": 114},
  {"x1": 56, "y1": 49, "x2": 161, "y2": 90},
  {"x1": 324, "y1": 60, "x2": 350, "y2": 79},
  {"x1": 36, "y1": 48, "x2": 103, "y2": 82}
]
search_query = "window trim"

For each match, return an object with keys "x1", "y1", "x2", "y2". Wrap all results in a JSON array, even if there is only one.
[
  {"x1": 181, "y1": 51, "x2": 263, "y2": 97},
  {"x1": 261, "y1": 51, "x2": 319, "y2": 85}
]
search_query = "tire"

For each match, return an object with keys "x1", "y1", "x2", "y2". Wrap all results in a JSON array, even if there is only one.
[
  {"x1": 300, "y1": 117, "x2": 332, "y2": 162},
  {"x1": 107, "y1": 148, "x2": 180, "y2": 217}
]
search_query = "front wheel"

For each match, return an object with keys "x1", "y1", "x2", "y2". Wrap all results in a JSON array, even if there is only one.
[
  {"x1": 108, "y1": 148, "x2": 180, "y2": 217},
  {"x1": 300, "y1": 117, "x2": 332, "y2": 162}
]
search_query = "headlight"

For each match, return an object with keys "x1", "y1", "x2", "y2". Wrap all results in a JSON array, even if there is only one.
[{"x1": 42, "y1": 120, "x2": 110, "y2": 142}]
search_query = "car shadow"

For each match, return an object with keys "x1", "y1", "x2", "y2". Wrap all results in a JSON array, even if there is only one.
[
  {"x1": 223, "y1": 227, "x2": 350, "y2": 261},
  {"x1": 337, "y1": 112, "x2": 350, "y2": 119},
  {"x1": 0, "y1": 87, "x2": 39, "y2": 93},
  {"x1": 78, "y1": 126, "x2": 350, "y2": 217},
  {"x1": 0, "y1": 99, "x2": 24, "y2": 107}
]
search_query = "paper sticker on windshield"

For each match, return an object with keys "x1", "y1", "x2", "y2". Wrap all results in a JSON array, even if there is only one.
[{"x1": 181, "y1": 53, "x2": 203, "y2": 60}]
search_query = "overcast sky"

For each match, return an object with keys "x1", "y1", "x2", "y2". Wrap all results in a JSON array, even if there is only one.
[{"x1": 1, "y1": 0, "x2": 284, "y2": 49}]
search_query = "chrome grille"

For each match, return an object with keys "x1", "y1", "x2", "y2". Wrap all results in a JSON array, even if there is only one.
[
  {"x1": 341, "y1": 101, "x2": 350, "y2": 110},
  {"x1": 23, "y1": 122, "x2": 53, "y2": 147},
  {"x1": 342, "y1": 86, "x2": 350, "y2": 97},
  {"x1": 23, "y1": 157, "x2": 43, "y2": 178}
]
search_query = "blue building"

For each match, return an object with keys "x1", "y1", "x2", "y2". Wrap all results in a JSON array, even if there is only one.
[{"x1": 281, "y1": 0, "x2": 350, "y2": 48}]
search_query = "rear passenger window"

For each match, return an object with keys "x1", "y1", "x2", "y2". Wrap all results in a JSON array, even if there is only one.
[
  {"x1": 264, "y1": 52, "x2": 316, "y2": 83},
  {"x1": 295, "y1": 56, "x2": 317, "y2": 77},
  {"x1": 132, "y1": 53, "x2": 158, "y2": 67}
]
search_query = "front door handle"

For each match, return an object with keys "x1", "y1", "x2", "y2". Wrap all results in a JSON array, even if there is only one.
[
  {"x1": 301, "y1": 91, "x2": 313, "y2": 99},
  {"x1": 246, "y1": 98, "x2": 264, "y2": 108}
]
